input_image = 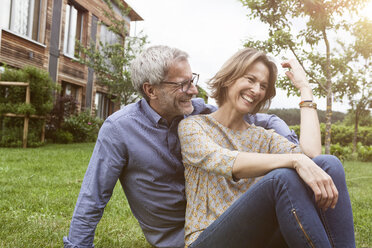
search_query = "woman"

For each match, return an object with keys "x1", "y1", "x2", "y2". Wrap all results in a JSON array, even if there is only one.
[{"x1": 178, "y1": 48, "x2": 355, "y2": 247}]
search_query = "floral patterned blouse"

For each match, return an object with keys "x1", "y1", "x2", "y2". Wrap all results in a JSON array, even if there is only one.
[{"x1": 178, "y1": 114, "x2": 301, "y2": 246}]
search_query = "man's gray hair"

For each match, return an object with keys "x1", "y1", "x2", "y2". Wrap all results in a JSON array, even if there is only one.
[{"x1": 130, "y1": 45, "x2": 189, "y2": 99}]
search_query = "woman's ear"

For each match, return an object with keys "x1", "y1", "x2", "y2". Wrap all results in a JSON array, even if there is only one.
[{"x1": 143, "y1": 82, "x2": 158, "y2": 100}]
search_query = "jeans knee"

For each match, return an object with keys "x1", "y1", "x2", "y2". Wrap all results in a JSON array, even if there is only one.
[
  {"x1": 312, "y1": 154, "x2": 345, "y2": 179},
  {"x1": 269, "y1": 168, "x2": 304, "y2": 188}
]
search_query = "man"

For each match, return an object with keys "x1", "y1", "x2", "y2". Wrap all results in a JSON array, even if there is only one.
[{"x1": 63, "y1": 45, "x2": 300, "y2": 248}]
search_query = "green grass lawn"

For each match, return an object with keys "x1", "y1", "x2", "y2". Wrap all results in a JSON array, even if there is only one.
[{"x1": 0, "y1": 143, "x2": 371, "y2": 247}]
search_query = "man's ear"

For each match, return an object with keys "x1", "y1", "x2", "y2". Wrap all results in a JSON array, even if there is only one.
[{"x1": 143, "y1": 82, "x2": 158, "y2": 100}]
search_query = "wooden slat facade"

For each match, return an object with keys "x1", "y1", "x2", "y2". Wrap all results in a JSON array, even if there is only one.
[
  {"x1": 0, "y1": 0, "x2": 141, "y2": 117},
  {"x1": 0, "y1": 30, "x2": 47, "y2": 69}
]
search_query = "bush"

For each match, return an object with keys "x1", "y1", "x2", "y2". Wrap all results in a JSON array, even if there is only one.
[
  {"x1": 356, "y1": 143, "x2": 372, "y2": 162},
  {"x1": 62, "y1": 110, "x2": 103, "y2": 142},
  {"x1": 330, "y1": 143, "x2": 352, "y2": 161},
  {"x1": 0, "y1": 117, "x2": 45, "y2": 147},
  {"x1": 54, "y1": 130, "x2": 74, "y2": 144},
  {"x1": 328, "y1": 143, "x2": 371, "y2": 162},
  {"x1": 358, "y1": 126, "x2": 372, "y2": 146},
  {"x1": 0, "y1": 66, "x2": 57, "y2": 147},
  {"x1": 45, "y1": 95, "x2": 78, "y2": 142},
  {"x1": 0, "y1": 66, "x2": 57, "y2": 116},
  {"x1": 289, "y1": 124, "x2": 372, "y2": 147}
]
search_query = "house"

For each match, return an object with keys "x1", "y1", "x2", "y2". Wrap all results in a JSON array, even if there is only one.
[{"x1": 0, "y1": 0, "x2": 143, "y2": 119}]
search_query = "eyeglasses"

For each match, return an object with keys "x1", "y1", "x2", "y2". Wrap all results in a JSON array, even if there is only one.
[{"x1": 161, "y1": 73, "x2": 199, "y2": 92}]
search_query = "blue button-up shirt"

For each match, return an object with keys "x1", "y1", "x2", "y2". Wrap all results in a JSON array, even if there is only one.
[{"x1": 63, "y1": 98, "x2": 298, "y2": 248}]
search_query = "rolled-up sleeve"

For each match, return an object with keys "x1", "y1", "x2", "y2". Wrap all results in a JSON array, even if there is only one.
[{"x1": 63, "y1": 120, "x2": 127, "y2": 247}]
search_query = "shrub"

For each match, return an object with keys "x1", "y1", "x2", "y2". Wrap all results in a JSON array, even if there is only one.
[
  {"x1": 358, "y1": 126, "x2": 372, "y2": 146},
  {"x1": 356, "y1": 143, "x2": 372, "y2": 162},
  {"x1": 45, "y1": 95, "x2": 78, "y2": 142},
  {"x1": 0, "y1": 66, "x2": 57, "y2": 147},
  {"x1": 0, "y1": 66, "x2": 57, "y2": 116},
  {"x1": 330, "y1": 143, "x2": 352, "y2": 162},
  {"x1": 62, "y1": 110, "x2": 103, "y2": 142},
  {"x1": 289, "y1": 124, "x2": 372, "y2": 147},
  {"x1": 54, "y1": 130, "x2": 74, "y2": 144},
  {"x1": 0, "y1": 117, "x2": 45, "y2": 147}
]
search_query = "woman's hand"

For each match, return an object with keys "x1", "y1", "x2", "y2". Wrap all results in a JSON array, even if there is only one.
[
  {"x1": 292, "y1": 154, "x2": 339, "y2": 211},
  {"x1": 281, "y1": 59, "x2": 310, "y2": 91}
]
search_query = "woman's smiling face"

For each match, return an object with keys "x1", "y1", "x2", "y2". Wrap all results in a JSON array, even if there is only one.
[{"x1": 224, "y1": 61, "x2": 269, "y2": 114}]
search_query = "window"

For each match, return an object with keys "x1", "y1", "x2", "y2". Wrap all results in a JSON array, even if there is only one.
[
  {"x1": 95, "y1": 92, "x2": 111, "y2": 119},
  {"x1": 0, "y1": 0, "x2": 11, "y2": 30},
  {"x1": 0, "y1": 0, "x2": 42, "y2": 41},
  {"x1": 62, "y1": 82, "x2": 81, "y2": 102},
  {"x1": 99, "y1": 24, "x2": 121, "y2": 72},
  {"x1": 99, "y1": 24, "x2": 119, "y2": 46},
  {"x1": 63, "y1": 3, "x2": 84, "y2": 57}
]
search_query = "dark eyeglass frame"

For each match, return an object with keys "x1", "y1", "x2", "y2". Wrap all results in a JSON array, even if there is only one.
[{"x1": 161, "y1": 73, "x2": 199, "y2": 92}]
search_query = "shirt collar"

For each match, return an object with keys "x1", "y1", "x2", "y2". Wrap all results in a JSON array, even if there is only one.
[
  {"x1": 140, "y1": 99, "x2": 185, "y2": 127},
  {"x1": 140, "y1": 99, "x2": 163, "y2": 126}
]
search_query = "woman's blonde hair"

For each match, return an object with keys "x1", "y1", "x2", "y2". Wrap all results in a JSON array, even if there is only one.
[{"x1": 208, "y1": 48, "x2": 277, "y2": 114}]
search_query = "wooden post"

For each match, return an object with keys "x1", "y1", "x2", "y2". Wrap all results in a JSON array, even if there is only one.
[
  {"x1": 23, "y1": 117, "x2": 29, "y2": 148},
  {"x1": 0, "y1": 82, "x2": 45, "y2": 148},
  {"x1": 25, "y1": 84, "x2": 30, "y2": 104},
  {"x1": 22, "y1": 84, "x2": 31, "y2": 148},
  {"x1": 41, "y1": 119, "x2": 46, "y2": 143}
]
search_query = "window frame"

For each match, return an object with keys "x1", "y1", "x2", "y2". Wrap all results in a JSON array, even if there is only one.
[
  {"x1": 63, "y1": 2, "x2": 86, "y2": 58},
  {"x1": 0, "y1": 0, "x2": 46, "y2": 44}
]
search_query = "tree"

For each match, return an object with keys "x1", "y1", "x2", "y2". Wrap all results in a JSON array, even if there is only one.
[
  {"x1": 343, "y1": 18, "x2": 372, "y2": 153},
  {"x1": 240, "y1": 0, "x2": 369, "y2": 153},
  {"x1": 77, "y1": 0, "x2": 147, "y2": 106}
]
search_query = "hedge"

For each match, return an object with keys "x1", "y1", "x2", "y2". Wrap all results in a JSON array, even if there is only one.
[
  {"x1": 0, "y1": 66, "x2": 57, "y2": 147},
  {"x1": 289, "y1": 124, "x2": 372, "y2": 147}
]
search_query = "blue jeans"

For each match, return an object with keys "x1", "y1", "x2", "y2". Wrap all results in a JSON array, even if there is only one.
[{"x1": 189, "y1": 155, "x2": 355, "y2": 248}]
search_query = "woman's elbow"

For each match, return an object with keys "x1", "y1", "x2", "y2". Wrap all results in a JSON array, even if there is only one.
[{"x1": 302, "y1": 147, "x2": 322, "y2": 158}]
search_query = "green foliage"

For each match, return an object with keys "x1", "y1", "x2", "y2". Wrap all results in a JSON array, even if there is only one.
[
  {"x1": 0, "y1": 66, "x2": 58, "y2": 116},
  {"x1": 343, "y1": 110, "x2": 372, "y2": 127},
  {"x1": 0, "y1": 103, "x2": 36, "y2": 115},
  {"x1": 330, "y1": 143, "x2": 352, "y2": 162},
  {"x1": 330, "y1": 125, "x2": 372, "y2": 146},
  {"x1": 15, "y1": 103, "x2": 36, "y2": 115},
  {"x1": 330, "y1": 143, "x2": 372, "y2": 162},
  {"x1": 61, "y1": 110, "x2": 104, "y2": 143},
  {"x1": 76, "y1": 0, "x2": 147, "y2": 106},
  {"x1": 240, "y1": 0, "x2": 370, "y2": 153},
  {"x1": 196, "y1": 86, "x2": 208, "y2": 103},
  {"x1": 290, "y1": 123, "x2": 372, "y2": 162},
  {"x1": 0, "y1": 66, "x2": 58, "y2": 147},
  {"x1": 54, "y1": 130, "x2": 74, "y2": 144},
  {"x1": 268, "y1": 108, "x2": 346, "y2": 126},
  {"x1": 0, "y1": 117, "x2": 45, "y2": 147},
  {"x1": 45, "y1": 95, "x2": 78, "y2": 142},
  {"x1": 290, "y1": 124, "x2": 372, "y2": 147},
  {"x1": 45, "y1": 97, "x2": 102, "y2": 144},
  {"x1": 356, "y1": 143, "x2": 372, "y2": 162}
]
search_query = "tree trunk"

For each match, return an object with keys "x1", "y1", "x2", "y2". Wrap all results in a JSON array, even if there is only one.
[
  {"x1": 352, "y1": 110, "x2": 359, "y2": 153},
  {"x1": 324, "y1": 89, "x2": 332, "y2": 154},
  {"x1": 323, "y1": 29, "x2": 332, "y2": 154}
]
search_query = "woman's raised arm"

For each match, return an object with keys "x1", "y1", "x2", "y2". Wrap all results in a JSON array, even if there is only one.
[{"x1": 281, "y1": 59, "x2": 321, "y2": 158}]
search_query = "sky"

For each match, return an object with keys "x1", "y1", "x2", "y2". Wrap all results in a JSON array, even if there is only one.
[{"x1": 125, "y1": 0, "x2": 372, "y2": 113}]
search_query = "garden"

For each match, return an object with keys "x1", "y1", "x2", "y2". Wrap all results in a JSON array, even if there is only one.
[
  {"x1": 0, "y1": 66, "x2": 371, "y2": 247},
  {"x1": 0, "y1": 66, "x2": 103, "y2": 147},
  {"x1": 0, "y1": 143, "x2": 371, "y2": 247}
]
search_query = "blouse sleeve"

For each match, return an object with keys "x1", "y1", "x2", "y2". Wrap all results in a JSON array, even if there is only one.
[{"x1": 178, "y1": 117, "x2": 239, "y2": 179}]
